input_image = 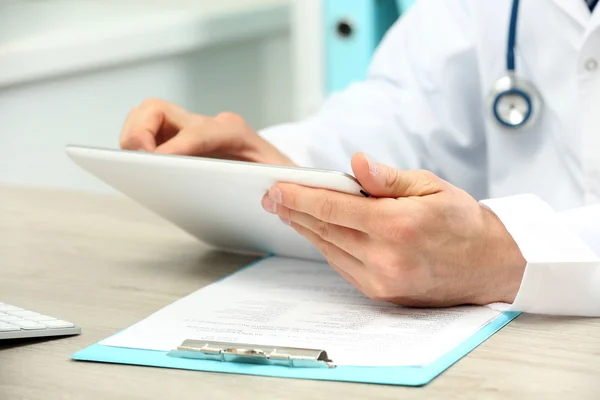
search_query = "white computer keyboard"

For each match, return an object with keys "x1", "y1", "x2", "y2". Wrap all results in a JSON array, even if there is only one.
[{"x1": 0, "y1": 302, "x2": 81, "y2": 340}]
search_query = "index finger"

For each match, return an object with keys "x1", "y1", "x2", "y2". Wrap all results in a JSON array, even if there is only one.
[
  {"x1": 120, "y1": 99, "x2": 191, "y2": 151},
  {"x1": 269, "y1": 183, "x2": 383, "y2": 233}
]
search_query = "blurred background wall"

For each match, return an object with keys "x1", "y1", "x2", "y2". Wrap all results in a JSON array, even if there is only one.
[{"x1": 0, "y1": 0, "x2": 412, "y2": 192}]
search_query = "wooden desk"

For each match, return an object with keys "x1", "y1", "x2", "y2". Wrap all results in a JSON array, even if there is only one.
[{"x1": 1, "y1": 185, "x2": 599, "y2": 399}]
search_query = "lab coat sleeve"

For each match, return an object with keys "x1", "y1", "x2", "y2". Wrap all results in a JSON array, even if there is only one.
[
  {"x1": 259, "y1": 0, "x2": 490, "y2": 199},
  {"x1": 481, "y1": 196, "x2": 600, "y2": 317}
]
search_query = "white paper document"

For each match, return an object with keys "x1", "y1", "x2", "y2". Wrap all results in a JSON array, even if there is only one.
[{"x1": 102, "y1": 257, "x2": 504, "y2": 367}]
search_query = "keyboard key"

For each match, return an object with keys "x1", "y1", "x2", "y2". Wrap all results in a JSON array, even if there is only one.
[
  {"x1": 11, "y1": 320, "x2": 47, "y2": 330},
  {"x1": 0, "y1": 316, "x2": 23, "y2": 322},
  {"x1": 0, "y1": 322, "x2": 20, "y2": 332},
  {"x1": 0, "y1": 305, "x2": 23, "y2": 312},
  {"x1": 25, "y1": 315, "x2": 56, "y2": 322},
  {"x1": 0, "y1": 303, "x2": 79, "y2": 339},
  {"x1": 43, "y1": 320, "x2": 75, "y2": 329},
  {"x1": 7, "y1": 310, "x2": 40, "y2": 317}
]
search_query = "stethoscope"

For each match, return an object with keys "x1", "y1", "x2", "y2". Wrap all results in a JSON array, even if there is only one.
[{"x1": 489, "y1": 0, "x2": 542, "y2": 130}]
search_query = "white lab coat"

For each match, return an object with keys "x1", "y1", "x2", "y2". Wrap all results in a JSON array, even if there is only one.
[{"x1": 260, "y1": 0, "x2": 600, "y2": 316}]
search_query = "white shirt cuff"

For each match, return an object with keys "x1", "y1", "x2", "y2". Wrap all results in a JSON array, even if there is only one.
[
  {"x1": 481, "y1": 194, "x2": 600, "y2": 316},
  {"x1": 258, "y1": 123, "x2": 315, "y2": 168}
]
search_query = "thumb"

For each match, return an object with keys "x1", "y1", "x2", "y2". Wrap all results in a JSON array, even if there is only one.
[{"x1": 351, "y1": 152, "x2": 445, "y2": 198}]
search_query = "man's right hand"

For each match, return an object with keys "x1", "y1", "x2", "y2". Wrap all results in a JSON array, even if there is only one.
[{"x1": 119, "y1": 98, "x2": 295, "y2": 165}]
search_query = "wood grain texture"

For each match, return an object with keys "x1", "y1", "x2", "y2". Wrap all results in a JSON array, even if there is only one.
[{"x1": 1, "y1": 185, "x2": 599, "y2": 399}]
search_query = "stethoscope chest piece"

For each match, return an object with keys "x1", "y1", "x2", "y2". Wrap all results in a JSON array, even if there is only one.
[
  {"x1": 489, "y1": 73, "x2": 542, "y2": 130},
  {"x1": 489, "y1": 0, "x2": 543, "y2": 131}
]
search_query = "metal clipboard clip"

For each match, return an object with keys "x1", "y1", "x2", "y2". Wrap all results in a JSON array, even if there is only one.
[{"x1": 167, "y1": 340, "x2": 336, "y2": 368}]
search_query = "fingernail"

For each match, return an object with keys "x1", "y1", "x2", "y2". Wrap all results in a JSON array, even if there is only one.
[
  {"x1": 263, "y1": 197, "x2": 277, "y2": 213},
  {"x1": 365, "y1": 154, "x2": 378, "y2": 176},
  {"x1": 269, "y1": 187, "x2": 282, "y2": 204},
  {"x1": 279, "y1": 217, "x2": 291, "y2": 226}
]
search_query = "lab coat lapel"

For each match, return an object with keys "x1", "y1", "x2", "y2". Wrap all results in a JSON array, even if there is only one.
[
  {"x1": 550, "y1": 0, "x2": 590, "y2": 27},
  {"x1": 589, "y1": 5, "x2": 600, "y2": 33}
]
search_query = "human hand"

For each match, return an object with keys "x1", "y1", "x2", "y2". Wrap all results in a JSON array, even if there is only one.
[
  {"x1": 261, "y1": 153, "x2": 526, "y2": 307},
  {"x1": 119, "y1": 98, "x2": 294, "y2": 165}
]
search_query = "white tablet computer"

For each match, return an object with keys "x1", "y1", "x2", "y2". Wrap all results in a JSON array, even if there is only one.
[{"x1": 65, "y1": 145, "x2": 366, "y2": 261}]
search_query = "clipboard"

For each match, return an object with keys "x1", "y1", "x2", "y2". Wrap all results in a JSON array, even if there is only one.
[{"x1": 71, "y1": 259, "x2": 520, "y2": 386}]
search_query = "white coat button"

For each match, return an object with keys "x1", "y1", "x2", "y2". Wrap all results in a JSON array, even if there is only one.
[{"x1": 585, "y1": 58, "x2": 598, "y2": 71}]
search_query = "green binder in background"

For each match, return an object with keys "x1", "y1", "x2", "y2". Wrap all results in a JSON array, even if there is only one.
[{"x1": 323, "y1": 0, "x2": 414, "y2": 94}]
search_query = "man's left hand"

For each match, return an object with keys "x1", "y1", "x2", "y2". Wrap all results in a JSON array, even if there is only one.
[{"x1": 261, "y1": 153, "x2": 526, "y2": 307}]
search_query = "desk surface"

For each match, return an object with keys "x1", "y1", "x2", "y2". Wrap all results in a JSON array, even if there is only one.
[{"x1": 1, "y1": 185, "x2": 599, "y2": 399}]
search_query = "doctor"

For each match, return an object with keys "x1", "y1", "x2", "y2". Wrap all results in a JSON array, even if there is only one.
[{"x1": 119, "y1": 0, "x2": 600, "y2": 316}]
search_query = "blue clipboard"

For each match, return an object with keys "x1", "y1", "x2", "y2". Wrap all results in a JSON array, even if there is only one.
[{"x1": 71, "y1": 257, "x2": 520, "y2": 386}]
